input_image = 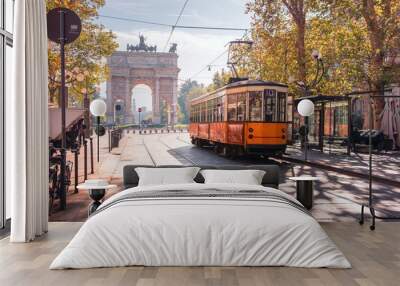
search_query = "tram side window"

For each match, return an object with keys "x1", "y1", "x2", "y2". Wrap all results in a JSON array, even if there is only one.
[
  {"x1": 194, "y1": 105, "x2": 199, "y2": 122},
  {"x1": 213, "y1": 99, "x2": 217, "y2": 122},
  {"x1": 198, "y1": 104, "x2": 201, "y2": 122},
  {"x1": 217, "y1": 97, "x2": 224, "y2": 122},
  {"x1": 191, "y1": 105, "x2": 195, "y2": 122},
  {"x1": 264, "y1": 89, "x2": 276, "y2": 122},
  {"x1": 201, "y1": 102, "x2": 206, "y2": 123},
  {"x1": 249, "y1": 91, "x2": 262, "y2": 121},
  {"x1": 237, "y1": 93, "x2": 246, "y2": 121},
  {"x1": 227, "y1": 94, "x2": 237, "y2": 121},
  {"x1": 277, "y1": 92, "x2": 287, "y2": 122},
  {"x1": 207, "y1": 101, "x2": 212, "y2": 122}
]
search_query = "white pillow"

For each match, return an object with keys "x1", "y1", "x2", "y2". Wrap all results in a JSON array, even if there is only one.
[
  {"x1": 200, "y1": 169, "x2": 266, "y2": 185},
  {"x1": 135, "y1": 167, "x2": 201, "y2": 186}
]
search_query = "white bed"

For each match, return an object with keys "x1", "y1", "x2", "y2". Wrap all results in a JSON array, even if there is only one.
[{"x1": 50, "y1": 183, "x2": 351, "y2": 269}]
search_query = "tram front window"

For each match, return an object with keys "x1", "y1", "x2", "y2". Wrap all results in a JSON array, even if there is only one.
[
  {"x1": 264, "y1": 89, "x2": 277, "y2": 122},
  {"x1": 249, "y1": 91, "x2": 262, "y2": 121}
]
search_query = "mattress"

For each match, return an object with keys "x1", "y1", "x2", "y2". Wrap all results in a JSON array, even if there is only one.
[{"x1": 50, "y1": 183, "x2": 351, "y2": 269}]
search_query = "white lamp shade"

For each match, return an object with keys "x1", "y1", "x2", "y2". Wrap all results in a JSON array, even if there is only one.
[
  {"x1": 311, "y1": 49, "x2": 320, "y2": 59},
  {"x1": 90, "y1": 99, "x2": 107, "y2": 117},
  {"x1": 297, "y1": 99, "x2": 314, "y2": 117}
]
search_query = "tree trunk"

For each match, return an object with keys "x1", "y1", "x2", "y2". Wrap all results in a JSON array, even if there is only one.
[
  {"x1": 295, "y1": 18, "x2": 307, "y2": 84},
  {"x1": 360, "y1": 0, "x2": 388, "y2": 129}
]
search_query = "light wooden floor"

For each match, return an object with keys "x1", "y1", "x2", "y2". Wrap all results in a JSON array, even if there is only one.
[{"x1": 0, "y1": 222, "x2": 399, "y2": 286}]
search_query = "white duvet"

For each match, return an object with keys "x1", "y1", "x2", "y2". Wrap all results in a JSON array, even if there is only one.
[{"x1": 50, "y1": 183, "x2": 351, "y2": 269}]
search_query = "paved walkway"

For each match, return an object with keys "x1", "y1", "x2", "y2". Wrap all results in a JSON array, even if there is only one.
[
  {"x1": 283, "y1": 145, "x2": 400, "y2": 185},
  {"x1": 51, "y1": 131, "x2": 400, "y2": 223}
]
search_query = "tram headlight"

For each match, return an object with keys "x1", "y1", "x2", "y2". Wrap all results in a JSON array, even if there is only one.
[
  {"x1": 249, "y1": 128, "x2": 254, "y2": 133},
  {"x1": 248, "y1": 134, "x2": 254, "y2": 139}
]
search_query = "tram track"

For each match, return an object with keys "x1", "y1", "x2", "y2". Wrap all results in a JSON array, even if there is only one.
[
  {"x1": 141, "y1": 132, "x2": 291, "y2": 168},
  {"x1": 157, "y1": 135, "x2": 197, "y2": 165},
  {"x1": 141, "y1": 137, "x2": 157, "y2": 166}
]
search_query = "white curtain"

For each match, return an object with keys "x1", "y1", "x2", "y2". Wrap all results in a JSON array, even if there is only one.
[{"x1": 8, "y1": 0, "x2": 49, "y2": 242}]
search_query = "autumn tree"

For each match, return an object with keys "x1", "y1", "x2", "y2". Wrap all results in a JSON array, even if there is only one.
[
  {"x1": 47, "y1": 0, "x2": 118, "y2": 105},
  {"x1": 329, "y1": 0, "x2": 400, "y2": 125},
  {"x1": 208, "y1": 69, "x2": 231, "y2": 91},
  {"x1": 178, "y1": 80, "x2": 204, "y2": 123},
  {"x1": 246, "y1": 0, "x2": 318, "y2": 85}
]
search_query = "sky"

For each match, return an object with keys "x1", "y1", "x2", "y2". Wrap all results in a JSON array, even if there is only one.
[{"x1": 96, "y1": 0, "x2": 251, "y2": 107}]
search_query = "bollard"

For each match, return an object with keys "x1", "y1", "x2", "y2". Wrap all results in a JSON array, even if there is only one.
[
  {"x1": 84, "y1": 139, "x2": 88, "y2": 181},
  {"x1": 89, "y1": 137, "x2": 94, "y2": 174},
  {"x1": 74, "y1": 149, "x2": 79, "y2": 193},
  {"x1": 108, "y1": 129, "x2": 111, "y2": 152}
]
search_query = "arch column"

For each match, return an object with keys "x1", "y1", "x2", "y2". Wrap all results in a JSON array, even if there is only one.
[
  {"x1": 153, "y1": 77, "x2": 161, "y2": 124},
  {"x1": 172, "y1": 77, "x2": 178, "y2": 125},
  {"x1": 125, "y1": 76, "x2": 134, "y2": 124}
]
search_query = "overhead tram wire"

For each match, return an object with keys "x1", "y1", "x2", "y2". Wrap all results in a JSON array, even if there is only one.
[
  {"x1": 188, "y1": 49, "x2": 229, "y2": 81},
  {"x1": 163, "y1": 0, "x2": 190, "y2": 52},
  {"x1": 186, "y1": 30, "x2": 250, "y2": 82},
  {"x1": 97, "y1": 14, "x2": 247, "y2": 32}
]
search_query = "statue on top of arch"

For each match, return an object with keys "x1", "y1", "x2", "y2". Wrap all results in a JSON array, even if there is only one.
[
  {"x1": 127, "y1": 34, "x2": 157, "y2": 52},
  {"x1": 169, "y1": 43, "x2": 177, "y2": 53}
]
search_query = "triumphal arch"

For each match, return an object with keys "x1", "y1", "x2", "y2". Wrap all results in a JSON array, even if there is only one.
[{"x1": 106, "y1": 36, "x2": 180, "y2": 125}]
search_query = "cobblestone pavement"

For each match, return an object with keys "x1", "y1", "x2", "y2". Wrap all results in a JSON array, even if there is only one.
[{"x1": 51, "y1": 131, "x2": 400, "y2": 222}]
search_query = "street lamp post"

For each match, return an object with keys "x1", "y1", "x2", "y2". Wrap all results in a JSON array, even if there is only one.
[
  {"x1": 138, "y1": 107, "x2": 142, "y2": 131},
  {"x1": 289, "y1": 50, "x2": 324, "y2": 161},
  {"x1": 74, "y1": 70, "x2": 97, "y2": 138},
  {"x1": 297, "y1": 99, "x2": 315, "y2": 161},
  {"x1": 90, "y1": 99, "x2": 107, "y2": 162},
  {"x1": 289, "y1": 49, "x2": 325, "y2": 97},
  {"x1": 47, "y1": 8, "x2": 82, "y2": 210}
]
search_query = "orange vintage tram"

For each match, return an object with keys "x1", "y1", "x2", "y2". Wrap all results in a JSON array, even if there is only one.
[{"x1": 189, "y1": 80, "x2": 289, "y2": 156}]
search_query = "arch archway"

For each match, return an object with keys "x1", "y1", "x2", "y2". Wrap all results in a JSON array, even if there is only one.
[
  {"x1": 106, "y1": 50, "x2": 179, "y2": 125},
  {"x1": 131, "y1": 84, "x2": 153, "y2": 124}
]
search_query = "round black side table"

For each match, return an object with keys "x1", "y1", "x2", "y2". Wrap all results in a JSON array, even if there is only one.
[
  {"x1": 288, "y1": 177, "x2": 319, "y2": 210},
  {"x1": 77, "y1": 184, "x2": 116, "y2": 216},
  {"x1": 88, "y1": 189, "x2": 105, "y2": 215}
]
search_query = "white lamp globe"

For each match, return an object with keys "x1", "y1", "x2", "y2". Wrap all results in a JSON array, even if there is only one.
[
  {"x1": 90, "y1": 99, "x2": 107, "y2": 117},
  {"x1": 311, "y1": 49, "x2": 320, "y2": 59},
  {"x1": 297, "y1": 99, "x2": 314, "y2": 117}
]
